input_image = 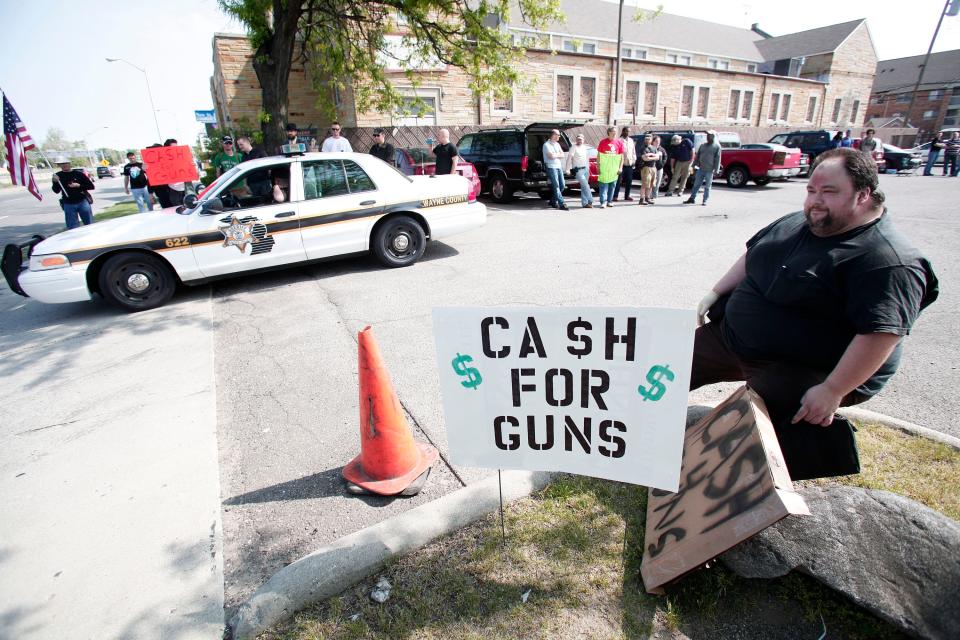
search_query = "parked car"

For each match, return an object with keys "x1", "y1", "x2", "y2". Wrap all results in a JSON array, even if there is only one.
[
  {"x1": 742, "y1": 144, "x2": 810, "y2": 177},
  {"x1": 908, "y1": 140, "x2": 945, "y2": 167},
  {"x1": 3, "y1": 152, "x2": 487, "y2": 312},
  {"x1": 767, "y1": 130, "x2": 840, "y2": 174},
  {"x1": 96, "y1": 166, "x2": 119, "y2": 178},
  {"x1": 393, "y1": 147, "x2": 481, "y2": 201},
  {"x1": 456, "y1": 122, "x2": 597, "y2": 203},
  {"x1": 881, "y1": 143, "x2": 923, "y2": 172}
]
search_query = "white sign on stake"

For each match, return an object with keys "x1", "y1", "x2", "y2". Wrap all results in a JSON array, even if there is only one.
[{"x1": 433, "y1": 307, "x2": 695, "y2": 492}]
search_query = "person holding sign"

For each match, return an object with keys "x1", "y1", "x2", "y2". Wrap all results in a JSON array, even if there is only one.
[{"x1": 691, "y1": 148, "x2": 938, "y2": 480}]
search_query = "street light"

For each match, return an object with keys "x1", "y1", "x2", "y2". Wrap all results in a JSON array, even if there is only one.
[
  {"x1": 155, "y1": 108, "x2": 181, "y2": 141},
  {"x1": 105, "y1": 57, "x2": 162, "y2": 141}
]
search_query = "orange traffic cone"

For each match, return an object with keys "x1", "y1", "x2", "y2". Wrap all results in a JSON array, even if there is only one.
[{"x1": 342, "y1": 326, "x2": 439, "y2": 496}]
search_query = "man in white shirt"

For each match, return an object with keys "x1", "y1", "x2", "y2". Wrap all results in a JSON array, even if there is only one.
[
  {"x1": 542, "y1": 129, "x2": 568, "y2": 211},
  {"x1": 564, "y1": 133, "x2": 594, "y2": 208},
  {"x1": 321, "y1": 122, "x2": 353, "y2": 152}
]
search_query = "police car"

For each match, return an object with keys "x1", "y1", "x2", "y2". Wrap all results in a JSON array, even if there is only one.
[{"x1": 2, "y1": 150, "x2": 487, "y2": 312}]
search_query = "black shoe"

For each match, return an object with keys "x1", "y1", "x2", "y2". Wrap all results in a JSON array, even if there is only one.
[
  {"x1": 701, "y1": 201, "x2": 707, "y2": 206},
  {"x1": 684, "y1": 198, "x2": 695, "y2": 204},
  {"x1": 559, "y1": 205, "x2": 569, "y2": 211},
  {"x1": 664, "y1": 192, "x2": 674, "y2": 197}
]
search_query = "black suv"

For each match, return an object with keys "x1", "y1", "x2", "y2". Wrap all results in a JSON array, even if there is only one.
[
  {"x1": 456, "y1": 122, "x2": 581, "y2": 203},
  {"x1": 767, "y1": 130, "x2": 838, "y2": 172}
]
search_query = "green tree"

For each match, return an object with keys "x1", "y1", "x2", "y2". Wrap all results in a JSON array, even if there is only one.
[
  {"x1": 218, "y1": 0, "x2": 564, "y2": 150},
  {"x1": 41, "y1": 127, "x2": 74, "y2": 153}
]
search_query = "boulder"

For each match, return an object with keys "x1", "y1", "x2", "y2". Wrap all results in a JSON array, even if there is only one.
[{"x1": 720, "y1": 485, "x2": 960, "y2": 640}]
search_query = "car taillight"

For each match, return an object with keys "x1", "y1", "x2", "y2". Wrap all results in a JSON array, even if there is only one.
[
  {"x1": 521, "y1": 156, "x2": 528, "y2": 172},
  {"x1": 468, "y1": 188, "x2": 477, "y2": 202},
  {"x1": 414, "y1": 166, "x2": 425, "y2": 175}
]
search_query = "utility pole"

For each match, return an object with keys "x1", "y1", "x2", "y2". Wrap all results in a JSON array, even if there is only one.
[{"x1": 901, "y1": 0, "x2": 954, "y2": 142}]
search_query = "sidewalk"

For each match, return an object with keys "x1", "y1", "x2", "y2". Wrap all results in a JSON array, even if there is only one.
[{"x1": 0, "y1": 286, "x2": 224, "y2": 639}]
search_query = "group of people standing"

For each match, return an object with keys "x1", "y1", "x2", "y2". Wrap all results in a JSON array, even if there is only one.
[
  {"x1": 923, "y1": 130, "x2": 960, "y2": 177},
  {"x1": 546, "y1": 126, "x2": 722, "y2": 210}
]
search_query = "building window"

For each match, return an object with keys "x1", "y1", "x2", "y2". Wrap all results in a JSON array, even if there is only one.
[
  {"x1": 850, "y1": 100, "x2": 860, "y2": 124},
  {"x1": 923, "y1": 110, "x2": 938, "y2": 118},
  {"x1": 491, "y1": 86, "x2": 513, "y2": 114},
  {"x1": 681, "y1": 85, "x2": 694, "y2": 118},
  {"x1": 769, "y1": 93, "x2": 780, "y2": 121},
  {"x1": 582, "y1": 42, "x2": 596, "y2": 55},
  {"x1": 621, "y1": 47, "x2": 648, "y2": 60},
  {"x1": 781, "y1": 94, "x2": 792, "y2": 121},
  {"x1": 562, "y1": 40, "x2": 577, "y2": 53},
  {"x1": 929, "y1": 90, "x2": 943, "y2": 100},
  {"x1": 667, "y1": 52, "x2": 691, "y2": 65},
  {"x1": 746, "y1": 63, "x2": 758, "y2": 73},
  {"x1": 643, "y1": 82, "x2": 659, "y2": 117},
  {"x1": 728, "y1": 89, "x2": 741, "y2": 119},
  {"x1": 562, "y1": 39, "x2": 597, "y2": 54},
  {"x1": 896, "y1": 94, "x2": 910, "y2": 103},
  {"x1": 556, "y1": 75, "x2": 573, "y2": 113},
  {"x1": 708, "y1": 58, "x2": 730, "y2": 70},
  {"x1": 580, "y1": 77, "x2": 596, "y2": 114},
  {"x1": 741, "y1": 90, "x2": 754, "y2": 120},
  {"x1": 806, "y1": 95, "x2": 817, "y2": 122},
  {"x1": 625, "y1": 80, "x2": 640, "y2": 115},
  {"x1": 831, "y1": 98, "x2": 842, "y2": 123},
  {"x1": 696, "y1": 87, "x2": 710, "y2": 118}
]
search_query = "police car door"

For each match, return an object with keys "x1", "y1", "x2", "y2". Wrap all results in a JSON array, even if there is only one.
[
  {"x1": 299, "y1": 158, "x2": 383, "y2": 260},
  {"x1": 189, "y1": 161, "x2": 307, "y2": 277}
]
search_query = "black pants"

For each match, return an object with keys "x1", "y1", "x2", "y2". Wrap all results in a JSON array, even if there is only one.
[
  {"x1": 613, "y1": 165, "x2": 634, "y2": 200},
  {"x1": 691, "y1": 321, "x2": 865, "y2": 479}
]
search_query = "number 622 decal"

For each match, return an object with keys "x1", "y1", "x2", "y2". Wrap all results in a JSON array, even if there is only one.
[{"x1": 164, "y1": 236, "x2": 190, "y2": 248}]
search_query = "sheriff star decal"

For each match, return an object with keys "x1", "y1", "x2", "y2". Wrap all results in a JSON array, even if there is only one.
[{"x1": 219, "y1": 215, "x2": 276, "y2": 255}]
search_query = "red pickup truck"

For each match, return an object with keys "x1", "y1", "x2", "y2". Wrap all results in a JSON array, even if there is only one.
[{"x1": 715, "y1": 132, "x2": 803, "y2": 187}]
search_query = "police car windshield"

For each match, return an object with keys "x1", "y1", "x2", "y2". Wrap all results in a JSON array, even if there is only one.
[{"x1": 192, "y1": 165, "x2": 245, "y2": 207}]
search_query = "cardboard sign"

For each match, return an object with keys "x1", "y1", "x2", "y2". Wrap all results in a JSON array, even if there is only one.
[
  {"x1": 433, "y1": 307, "x2": 695, "y2": 492},
  {"x1": 140, "y1": 145, "x2": 199, "y2": 186},
  {"x1": 640, "y1": 386, "x2": 810, "y2": 593}
]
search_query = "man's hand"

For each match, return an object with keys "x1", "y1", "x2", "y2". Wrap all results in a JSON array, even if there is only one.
[
  {"x1": 696, "y1": 290, "x2": 719, "y2": 326},
  {"x1": 792, "y1": 382, "x2": 843, "y2": 426},
  {"x1": 67, "y1": 182, "x2": 80, "y2": 188},
  {"x1": 52, "y1": 174, "x2": 60, "y2": 183}
]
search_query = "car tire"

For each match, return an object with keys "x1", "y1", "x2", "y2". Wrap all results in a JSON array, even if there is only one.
[
  {"x1": 372, "y1": 215, "x2": 426, "y2": 268},
  {"x1": 488, "y1": 175, "x2": 513, "y2": 203},
  {"x1": 98, "y1": 252, "x2": 176, "y2": 312},
  {"x1": 726, "y1": 166, "x2": 749, "y2": 188},
  {"x1": 753, "y1": 177, "x2": 770, "y2": 186}
]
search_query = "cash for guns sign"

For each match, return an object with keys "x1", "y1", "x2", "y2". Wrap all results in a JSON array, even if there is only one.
[
  {"x1": 640, "y1": 386, "x2": 810, "y2": 593},
  {"x1": 140, "y1": 145, "x2": 199, "y2": 186},
  {"x1": 433, "y1": 307, "x2": 695, "y2": 492}
]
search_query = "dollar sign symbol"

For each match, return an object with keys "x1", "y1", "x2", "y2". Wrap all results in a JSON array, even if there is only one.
[
  {"x1": 566, "y1": 316, "x2": 592, "y2": 359},
  {"x1": 638, "y1": 364, "x2": 674, "y2": 402},
  {"x1": 452, "y1": 352, "x2": 483, "y2": 390}
]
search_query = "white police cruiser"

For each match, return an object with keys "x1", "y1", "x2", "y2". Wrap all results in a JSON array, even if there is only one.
[{"x1": 3, "y1": 150, "x2": 487, "y2": 311}]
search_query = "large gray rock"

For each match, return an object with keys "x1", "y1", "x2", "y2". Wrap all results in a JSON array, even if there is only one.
[{"x1": 720, "y1": 485, "x2": 960, "y2": 640}]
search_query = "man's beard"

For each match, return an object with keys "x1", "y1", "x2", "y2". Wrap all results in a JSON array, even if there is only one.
[
  {"x1": 287, "y1": 133, "x2": 296, "y2": 140},
  {"x1": 804, "y1": 207, "x2": 836, "y2": 234}
]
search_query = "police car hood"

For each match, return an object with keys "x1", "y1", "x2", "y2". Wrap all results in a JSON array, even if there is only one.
[{"x1": 35, "y1": 207, "x2": 191, "y2": 254}]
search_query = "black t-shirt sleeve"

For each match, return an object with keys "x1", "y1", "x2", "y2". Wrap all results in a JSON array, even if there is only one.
[
  {"x1": 746, "y1": 212, "x2": 798, "y2": 249},
  {"x1": 844, "y1": 265, "x2": 931, "y2": 336}
]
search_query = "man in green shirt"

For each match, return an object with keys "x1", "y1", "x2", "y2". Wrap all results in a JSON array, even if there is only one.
[{"x1": 212, "y1": 136, "x2": 243, "y2": 176}]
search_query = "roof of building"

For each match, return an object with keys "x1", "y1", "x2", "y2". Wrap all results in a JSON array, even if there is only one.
[
  {"x1": 753, "y1": 18, "x2": 865, "y2": 60},
  {"x1": 508, "y1": 0, "x2": 766, "y2": 61},
  {"x1": 871, "y1": 49, "x2": 960, "y2": 93}
]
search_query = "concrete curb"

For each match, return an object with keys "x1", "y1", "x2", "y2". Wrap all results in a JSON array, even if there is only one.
[
  {"x1": 227, "y1": 470, "x2": 553, "y2": 639},
  {"x1": 226, "y1": 405, "x2": 958, "y2": 639}
]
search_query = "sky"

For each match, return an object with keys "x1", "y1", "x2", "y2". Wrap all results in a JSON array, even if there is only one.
[{"x1": 1, "y1": 0, "x2": 958, "y2": 154}]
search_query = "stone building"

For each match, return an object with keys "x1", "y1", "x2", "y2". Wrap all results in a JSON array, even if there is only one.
[
  {"x1": 865, "y1": 49, "x2": 960, "y2": 144},
  {"x1": 209, "y1": 1, "x2": 878, "y2": 144}
]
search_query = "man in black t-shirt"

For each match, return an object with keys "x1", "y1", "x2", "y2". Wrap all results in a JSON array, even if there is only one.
[
  {"x1": 432, "y1": 128, "x2": 459, "y2": 175},
  {"x1": 690, "y1": 148, "x2": 938, "y2": 479},
  {"x1": 52, "y1": 157, "x2": 96, "y2": 229},
  {"x1": 368, "y1": 129, "x2": 395, "y2": 165},
  {"x1": 123, "y1": 151, "x2": 152, "y2": 212}
]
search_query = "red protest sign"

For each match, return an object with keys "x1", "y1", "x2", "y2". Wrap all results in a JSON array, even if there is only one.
[{"x1": 140, "y1": 145, "x2": 199, "y2": 186}]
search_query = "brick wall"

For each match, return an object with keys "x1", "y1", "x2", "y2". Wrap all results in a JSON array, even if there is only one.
[
  {"x1": 866, "y1": 88, "x2": 955, "y2": 142},
  {"x1": 818, "y1": 24, "x2": 877, "y2": 129}
]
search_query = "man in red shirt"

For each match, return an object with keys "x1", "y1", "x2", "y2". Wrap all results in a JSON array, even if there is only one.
[{"x1": 595, "y1": 126, "x2": 624, "y2": 207}]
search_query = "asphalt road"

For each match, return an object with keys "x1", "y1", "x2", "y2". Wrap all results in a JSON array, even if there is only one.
[{"x1": 0, "y1": 171, "x2": 956, "y2": 634}]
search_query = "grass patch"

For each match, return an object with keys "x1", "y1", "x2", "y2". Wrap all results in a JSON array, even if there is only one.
[
  {"x1": 95, "y1": 200, "x2": 140, "y2": 222},
  {"x1": 260, "y1": 423, "x2": 957, "y2": 639}
]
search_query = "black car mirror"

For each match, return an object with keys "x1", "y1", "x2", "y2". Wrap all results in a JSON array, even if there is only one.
[
  {"x1": 201, "y1": 197, "x2": 224, "y2": 215},
  {"x1": 182, "y1": 193, "x2": 199, "y2": 209}
]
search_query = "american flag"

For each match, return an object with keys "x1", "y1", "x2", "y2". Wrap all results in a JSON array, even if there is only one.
[{"x1": 3, "y1": 93, "x2": 42, "y2": 201}]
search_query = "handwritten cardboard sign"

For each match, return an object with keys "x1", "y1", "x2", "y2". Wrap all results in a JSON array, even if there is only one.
[
  {"x1": 640, "y1": 386, "x2": 809, "y2": 593},
  {"x1": 433, "y1": 307, "x2": 695, "y2": 492},
  {"x1": 140, "y1": 145, "x2": 199, "y2": 186}
]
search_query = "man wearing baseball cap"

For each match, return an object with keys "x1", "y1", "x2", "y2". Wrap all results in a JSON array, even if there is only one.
[{"x1": 212, "y1": 136, "x2": 243, "y2": 177}]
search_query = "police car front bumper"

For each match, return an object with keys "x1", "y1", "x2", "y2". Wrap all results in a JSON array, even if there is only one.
[{"x1": 18, "y1": 265, "x2": 93, "y2": 304}]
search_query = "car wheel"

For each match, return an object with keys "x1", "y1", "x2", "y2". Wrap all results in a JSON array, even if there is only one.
[
  {"x1": 98, "y1": 252, "x2": 176, "y2": 312},
  {"x1": 488, "y1": 175, "x2": 513, "y2": 203},
  {"x1": 726, "y1": 166, "x2": 749, "y2": 188},
  {"x1": 372, "y1": 215, "x2": 426, "y2": 268},
  {"x1": 753, "y1": 177, "x2": 770, "y2": 186}
]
